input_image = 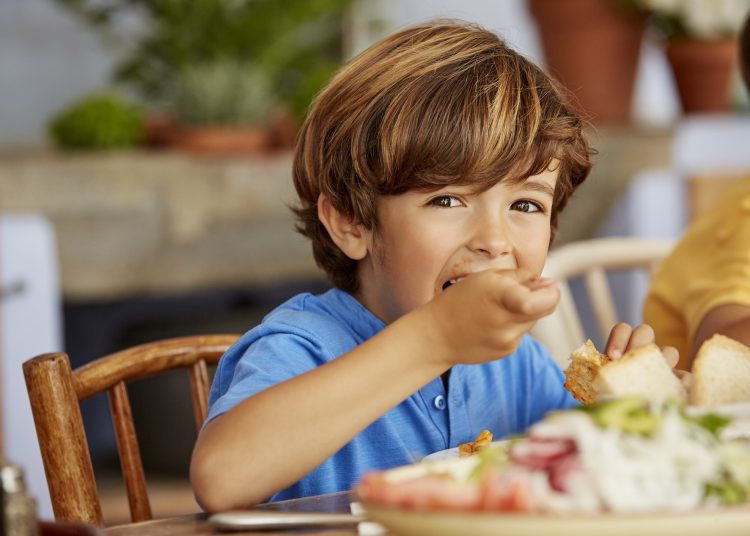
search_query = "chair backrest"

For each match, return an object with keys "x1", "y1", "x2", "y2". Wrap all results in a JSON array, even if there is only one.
[
  {"x1": 530, "y1": 237, "x2": 674, "y2": 368},
  {"x1": 22, "y1": 334, "x2": 239, "y2": 526}
]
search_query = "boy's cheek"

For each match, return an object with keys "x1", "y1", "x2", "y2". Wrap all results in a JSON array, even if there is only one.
[{"x1": 432, "y1": 283, "x2": 443, "y2": 298}]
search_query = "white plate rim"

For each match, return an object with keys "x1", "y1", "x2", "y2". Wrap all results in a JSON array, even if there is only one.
[{"x1": 423, "y1": 439, "x2": 510, "y2": 462}]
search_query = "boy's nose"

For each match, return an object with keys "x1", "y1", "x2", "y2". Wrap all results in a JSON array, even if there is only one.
[{"x1": 467, "y1": 217, "x2": 512, "y2": 259}]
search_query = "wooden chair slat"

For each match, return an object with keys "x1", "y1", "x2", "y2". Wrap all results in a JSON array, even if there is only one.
[
  {"x1": 585, "y1": 267, "x2": 619, "y2": 342},
  {"x1": 558, "y1": 282, "x2": 586, "y2": 346},
  {"x1": 108, "y1": 381, "x2": 152, "y2": 522},
  {"x1": 189, "y1": 360, "x2": 211, "y2": 432}
]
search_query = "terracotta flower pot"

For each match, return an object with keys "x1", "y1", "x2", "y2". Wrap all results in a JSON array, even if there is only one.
[
  {"x1": 144, "y1": 117, "x2": 275, "y2": 155},
  {"x1": 666, "y1": 38, "x2": 739, "y2": 113},
  {"x1": 168, "y1": 126, "x2": 274, "y2": 155},
  {"x1": 529, "y1": 0, "x2": 646, "y2": 124},
  {"x1": 145, "y1": 111, "x2": 298, "y2": 154}
]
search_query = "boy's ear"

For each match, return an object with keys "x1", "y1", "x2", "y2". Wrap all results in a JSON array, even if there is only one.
[{"x1": 317, "y1": 193, "x2": 369, "y2": 260}]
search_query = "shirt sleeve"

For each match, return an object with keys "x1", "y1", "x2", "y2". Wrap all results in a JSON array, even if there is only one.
[{"x1": 207, "y1": 327, "x2": 333, "y2": 422}]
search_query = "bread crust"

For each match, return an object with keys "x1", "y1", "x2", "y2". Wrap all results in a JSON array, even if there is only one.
[
  {"x1": 564, "y1": 340, "x2": 609, "y2": 405},
  {"x1": 691, "y1": 334, "x2": 750, "y2": 406}
]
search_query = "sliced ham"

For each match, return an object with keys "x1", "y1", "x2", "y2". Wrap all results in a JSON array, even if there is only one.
[{"x1": 358, "y1": 473, "x2": 482, "y2": 511}]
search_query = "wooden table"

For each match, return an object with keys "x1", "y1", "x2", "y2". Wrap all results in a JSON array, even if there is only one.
[{"x1": 104, "y1": 491, "x2": 375, "y2": 535}]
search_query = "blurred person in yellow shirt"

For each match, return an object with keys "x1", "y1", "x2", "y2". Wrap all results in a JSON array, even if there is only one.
[{"x1": 644, "y1": 13, "x2": 750, "y2": 370}]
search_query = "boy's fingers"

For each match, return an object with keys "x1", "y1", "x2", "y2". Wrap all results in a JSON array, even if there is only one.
[
  {"x1": 624, "y1": 324, "x2": 655, "y2": 353},
  {"x1": 606, "y1": 323, "x2": 655, "y2": 359},
  {"x1": 676, "y1": 369, "x2": 692, "y2": 390},
  {"x1": 524, "y1": 277, "x2": 556, "y2": 291},
  {"x1": 500, "y1": 279, "x2": 559, "y2": 317},
  {"x1": 661, "y1": 346, "x2": 679, "y2": 368},
  {"x1": 512, "y1": 266, "x2": 539, "y2": 281},
  {"x1": 605, "y1": 322, "x2": 633, "y2": 359},
  {"x1": 525, "y1": 286, "x2": 559, "y2": 316}
]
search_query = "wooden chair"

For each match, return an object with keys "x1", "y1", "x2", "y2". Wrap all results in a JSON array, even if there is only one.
[
  {"x1": 22, "y1": 334, "x2": 240, "y2": 526},
  {"x1": 530, "y1": 237, "x2": 674, "y2": 367}
]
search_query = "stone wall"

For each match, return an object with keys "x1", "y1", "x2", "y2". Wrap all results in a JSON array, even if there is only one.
[{"x1": 0, "y1": 151, "x2": 321, "y2": 301}]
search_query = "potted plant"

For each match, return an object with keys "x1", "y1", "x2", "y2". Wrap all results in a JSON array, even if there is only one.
[
  {"x1": 528, "y1": 0, "x2": 647, "y2": 124},
  {"x1": 151, "y1": 60, "x2": 279, "y2": 154},
  {"x1": 52, "y1": 0, "x2": 353, "y2": 153},
  {"x1": 632, "y1": 0, "x2": 750, "y2": 112}
]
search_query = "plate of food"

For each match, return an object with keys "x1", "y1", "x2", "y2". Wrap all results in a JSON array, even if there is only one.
[{"x1": 358, "y1": 398, "x2": 750, "y2": 536}]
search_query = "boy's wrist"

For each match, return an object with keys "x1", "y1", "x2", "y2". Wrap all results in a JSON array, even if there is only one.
[{"x1": 406, "y1": 301, "x2": 459, "y2": 371}]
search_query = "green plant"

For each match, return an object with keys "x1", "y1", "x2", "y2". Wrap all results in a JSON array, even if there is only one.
[
  {"x1": 49, "y1": 92, "x2": 145, "y2": 149},
  {"x1": 52, "y1": 0, "x2": 353, "y2": 122},
  {"x1": 167, "y1": 60, "x2": 276, "y2": 126}
]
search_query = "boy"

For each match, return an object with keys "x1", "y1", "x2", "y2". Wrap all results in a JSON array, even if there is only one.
[
  {"x1": 191, "y1": 20, "x2": 656, "y2": 511},
  {"x1": 644, "y1": 12, "x2": 750, "y2": 369}
]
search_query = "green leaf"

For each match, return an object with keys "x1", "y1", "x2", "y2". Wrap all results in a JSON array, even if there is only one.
[
  {"x1": 683, "y1": 412, "x2": 731, "y2": 439},
  {"x1": 49, "y1": 92, "x2": 145, "y2": 150},
  {"x1": 53, "y1": 0, "x2": 354, "y2": 122}
]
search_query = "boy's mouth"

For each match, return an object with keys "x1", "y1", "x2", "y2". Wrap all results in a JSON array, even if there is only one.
[{"x1": 441, "y1": 276, "x2": 466, "y2": 291}]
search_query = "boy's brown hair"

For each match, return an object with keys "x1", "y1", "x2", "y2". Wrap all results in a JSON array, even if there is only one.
[{"x1": 293, "y1": 20, "x2": 592, "y2": 293}]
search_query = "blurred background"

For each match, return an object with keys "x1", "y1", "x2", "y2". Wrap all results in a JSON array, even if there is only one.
[{"x1": 2, "y1": 0, "x2": 750, "y2": 524}]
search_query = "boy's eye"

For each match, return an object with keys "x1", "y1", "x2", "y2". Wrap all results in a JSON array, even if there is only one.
[
  {"x1": 511, "y1": 200, "x2": 543, "y2": 213},
  {"x1": 428, "y1": 195, "x2": 463, "y2": 208}
]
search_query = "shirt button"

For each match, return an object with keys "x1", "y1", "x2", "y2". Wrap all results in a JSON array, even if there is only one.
[{"x1": 433, "y1": 395, "x2": 447, "y2": 410}]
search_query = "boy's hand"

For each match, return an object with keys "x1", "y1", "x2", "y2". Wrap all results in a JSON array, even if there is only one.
[
  {"x1": 422, "y1": 268, "x2": 560, "y2": 367},
  {"x1": 604, "y1": 322, "x2": 657, "y2": 360}
]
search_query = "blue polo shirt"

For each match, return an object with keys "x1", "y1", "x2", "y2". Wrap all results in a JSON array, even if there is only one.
[{"x1": 207, "y1": 288, "x2": 576, "y2": 501}]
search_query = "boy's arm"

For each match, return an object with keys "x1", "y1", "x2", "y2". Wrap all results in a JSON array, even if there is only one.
[{"x1": 190, "y1": 269, "x2": 559, "y2": 511}]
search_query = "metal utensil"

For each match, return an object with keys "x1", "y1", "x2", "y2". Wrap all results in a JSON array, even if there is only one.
[{"x1": 209, "y1": 510, "x2": 366, "y2": 531}]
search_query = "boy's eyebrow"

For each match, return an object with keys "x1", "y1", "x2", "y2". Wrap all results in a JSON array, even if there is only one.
[{"x1": 522, "y1": 181, "x2": 555, "y2": 197}]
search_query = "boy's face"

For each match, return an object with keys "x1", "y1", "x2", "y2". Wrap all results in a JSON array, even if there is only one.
[{"x1": 354, "y1": 167, "x2": 558, "y2": 324}]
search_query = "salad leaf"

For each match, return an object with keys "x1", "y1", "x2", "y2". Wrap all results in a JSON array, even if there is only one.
[
  {"x1": 704, "y1": 480, "x2": 747, "y2": 505},
  {"x1": 683, "y1": 412, "x2": 731, "y2": 439},
  {"x1": 575, "y1": 397, "x2": 662, "y2": 436}
]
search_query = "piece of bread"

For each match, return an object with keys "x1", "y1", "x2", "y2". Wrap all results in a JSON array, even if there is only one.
[
  {"x1": 564, "y1": 340, "x2": 687, "y2": 405},
  {"x1": 595, "y1": 343, "x2": 688, "y2": 404},
  {"x1": 564, "y1": 340, "x2": 609, "y2": 405},
  {"x1": 691, "y1": 334, "x2": 750, "y2": 406}
]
